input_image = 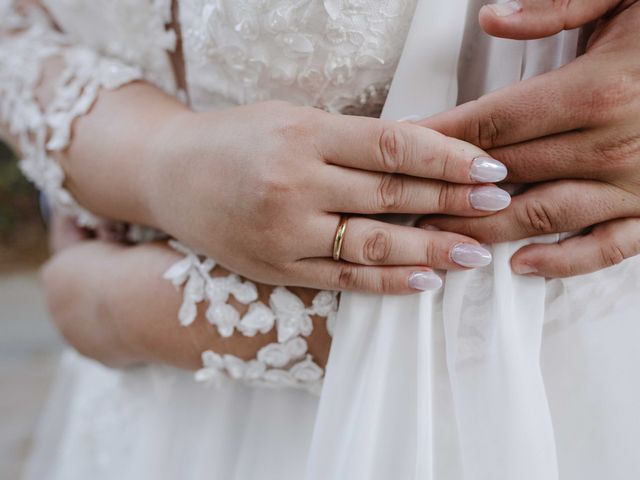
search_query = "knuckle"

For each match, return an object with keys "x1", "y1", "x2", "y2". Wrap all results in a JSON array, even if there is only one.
[
  {"x1": 258, "y1": 171, "x2": 291, "y2": 195},
  {"x1": 271, "y1": 107, "x2": 314, "y2": 143},
  {"x1": 464, "y1": 101, "x2": 501, "y2": 149},
  {"x1": 336, "y1": 264, "x2": 359, "y2": 290},
  {"x1": 254, "y1": 174, "x2": 292, "y2": 210},
  {"x1": 476, "y1": 113, "x2": 501, "y2": 149},
  {"x1": 376, "y1": 174, "x2": 407, "y2": 210},
  {"x1": 436, "y1": 183, "x2": 459, "y2": 212},
  {"x1": 362, "y1": 228, "x2": 392, "y2": 264},
  {"x1": 592, "y1": 134, "x2": 640, "y2": 174},
  {"x1": 253, "y1": 159, "x2": 300, "y2": 213},
  {"x1": 436, "y1": 145, "x2": 456, "y2": 180},
  {"x1": 599, "y1": 240, "x2": 628, "y2": 268},
  {"x1": 379, "y1": 272, "x2": 396, "y2": 294},
  {"x1": 584, "y1": 72, "x2": 636, "y2": 124},
  {"x1": 424, "y1": 238, "x2": 443, "y2": 267},
  {"x1": 518, "y1": 200, "x2": 557, "y2": 235},
  {"x1": 377, "y1": 125, "x2": 407, "y2": 172}
]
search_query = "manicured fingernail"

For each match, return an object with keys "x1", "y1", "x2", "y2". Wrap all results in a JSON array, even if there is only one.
[
  {"x1": 513, "y1": 263, "x2": 538, "y2": 275},
  {"x1": 408, "y1": 271, "x2": 443, "y2": 291},
  {"x1": 470, "y1": 186, "x2": 511, "y2": 212},
  {"x1": 470, "y1": 156, "x2": 508, "y2": 182},
  {"x1": 451, "y1": 244, "x2": 492, "y2": 268},
  {"x1": 487, "y1": 1, "x2": 523, "y2": 17}
]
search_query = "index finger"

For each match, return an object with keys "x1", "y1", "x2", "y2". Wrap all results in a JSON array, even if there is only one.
[
  {"x1": 420, "y1": 55, "x2": 604, "y2": 150},
  {"x1": 420, "y1": 180, "x2": 634, "y2": 244},
  {"x1": 315, "y1": 112, "x2": 508, "y2": 185}
]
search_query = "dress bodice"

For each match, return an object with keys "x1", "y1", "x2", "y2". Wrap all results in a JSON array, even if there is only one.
[{"x1": 42, "y1": 0, "x2": 417, "y2": 114}]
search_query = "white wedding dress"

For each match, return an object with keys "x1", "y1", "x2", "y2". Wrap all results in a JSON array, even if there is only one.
[{"x1": 2, "y1": 0, "x2": 640, "y2": 479}]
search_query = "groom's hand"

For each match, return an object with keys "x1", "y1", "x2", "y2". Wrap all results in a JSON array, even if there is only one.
[{"x1": 420, "y1": 0, "x2": 640, "y2": 278}]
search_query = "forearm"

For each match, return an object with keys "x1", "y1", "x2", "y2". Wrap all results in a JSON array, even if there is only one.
[{"x1": 42, "y1": 241, "x2": 332, "y2": 372}]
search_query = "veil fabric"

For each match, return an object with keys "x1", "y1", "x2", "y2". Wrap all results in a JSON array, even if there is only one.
[{"x1": 307, "y1": 2, "x2": 640, "y2": 479}]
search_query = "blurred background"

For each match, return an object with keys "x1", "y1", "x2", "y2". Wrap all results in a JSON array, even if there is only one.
[{"x1": 0, "y1": 141, "x2": 64, "y2": 478}]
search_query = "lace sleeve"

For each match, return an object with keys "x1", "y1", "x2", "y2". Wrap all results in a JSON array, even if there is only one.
[
  {"x1": 163, "y1": 241, "x2": 338, "y2": 395},
  {"x1": 1, "y1": 2, "x2": 339, "y2": 394},
  {"x1": 0, "y1": 3, "x2": 143, "y2": 227}
]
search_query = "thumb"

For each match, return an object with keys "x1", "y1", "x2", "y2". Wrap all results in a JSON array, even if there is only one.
[{"x1": 479, "y1": 0, "x2": 620, "y2": 40}]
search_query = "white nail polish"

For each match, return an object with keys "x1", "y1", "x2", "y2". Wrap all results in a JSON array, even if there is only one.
[
  {"x1": 408, "y1": 271, "x2": 443, "y2": 291},
  {"x1": 487, "y1": 0, "x2": 523, "y2": 17},
  {"x1": 451, "y1": 244, "x2": 493, "y2": 268},
  {"x1": 469, "y1": 186, "x2": 512, "y2": 212},
  {"x1": 470, "y1": 157, "x2": 508, "y2": 183}
]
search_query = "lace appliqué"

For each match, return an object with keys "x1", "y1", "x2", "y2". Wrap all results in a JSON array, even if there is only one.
[
  {"x1": 180, "y1": 0, "x2": 416, "y2": 114},
  {"x1": 163, "y1": 240, "x2": 338, "y2": 394},
  {"x1": 42, "y1": 0, "x2": 177, "y2": 95},
  {"x1": 0, "y1": 10, "x2": 142, "y2": 227}
]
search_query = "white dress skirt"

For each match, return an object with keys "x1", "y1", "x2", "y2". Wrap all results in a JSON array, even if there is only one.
[{"x1": 20, "y1": 1, "x2": 640, "y2": 479}]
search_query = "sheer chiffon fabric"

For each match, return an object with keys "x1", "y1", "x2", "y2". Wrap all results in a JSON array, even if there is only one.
[
  {"x1": 26, "y1": 350, "x2": 319, "y2": 479},
  {"x1": 310, "y1": 2, "x2": 640, "y2": 479},
  {"x1": 23, "y1": 1, "x2": 640, "y2": 479}
]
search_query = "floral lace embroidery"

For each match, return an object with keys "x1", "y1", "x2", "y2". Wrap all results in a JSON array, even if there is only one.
[
  {"x1": 195, "y1": 347, "x2": 325, "y2": 395},
  {"x1": 1, "y1": 1, "x2": 417, "y2": 395},
  {"x1": 164, "y1": 240, "x2": 338, "y2": 394},
  {"x1": 180, "y1": 0, "x2": 416, "y2": 113},
  {"x1": 0, "y1": 9, "x2": 143, "y2": 227},
  {"x1": 42, "y1": 0, "x2": 178, "y2": 95}
]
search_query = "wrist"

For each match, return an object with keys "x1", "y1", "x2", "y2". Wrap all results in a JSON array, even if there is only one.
[
  {"x1": 58, "y1": 82, "x2": 191, "y2": 228},
  {"x1": 139, "y1": 106, "x2": 196, "y2": 233}
]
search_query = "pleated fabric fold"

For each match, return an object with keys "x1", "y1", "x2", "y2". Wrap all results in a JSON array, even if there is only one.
[{"x1": 307, "y1": 2, "x2": 581, "y2": 478}]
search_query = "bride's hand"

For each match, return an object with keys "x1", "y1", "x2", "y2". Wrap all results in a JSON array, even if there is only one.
[
  {"x1": 420, "y1": 0, "x2": 640, "y2": 278},
  {"x1": 143, "y1": 101, "x2": 510, "y2": 294}
]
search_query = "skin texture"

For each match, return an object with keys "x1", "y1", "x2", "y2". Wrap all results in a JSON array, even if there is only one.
[
  {"x1": 66, "y1": 93, "x2": 506, "y2": 294},
  {"x1": 421, "y1": 0, "x2": 640, "y2": 278},
  {"x1": 41, "y1": 236, "x2": 332, "y2": 370}
]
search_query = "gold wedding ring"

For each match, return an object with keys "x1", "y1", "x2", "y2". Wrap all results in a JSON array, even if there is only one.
[{"x1": 332, "y1": 216, "x2": 349, "y2": 261}]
